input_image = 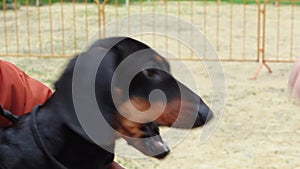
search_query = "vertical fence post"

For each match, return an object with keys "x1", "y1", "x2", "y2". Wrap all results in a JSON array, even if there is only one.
[
  {"x1": 202, "y1": 0, "x2": 206, "y2": 59},
  {"x1": 95, "y1": 0, "x2": 102, "y2": 39},
  {"x1": 256, "y1": 0, "x2": 261, "y2": 62},
  {"x1": 276, "y1": 0, "x2": 280, "y2": 60},
  {"x1": 72, "y1": 0, "x2": 77, "y2": 53},
  {"x1": 13, "y1": 0, "x2": 20, "y2": 56},
  {"x1": 152, "y1": 0, "x2": 155, "y2": 48},
  {"x1": 229, "y1": 0, "x2": 233, "y2": 60},
  {"x1": 190, "y1": 0, "x2": 194, "y2": 58},
  {"x1": 102, "y1": 0, "x2": 107, "y2": 37},
  {"x1": 60, "y1": 0, "x2": 65, "y2": 56},
  {"x1": 289, "y1": 0, "x2": 295, "y2": 61},
  {"x1": 164, "y1": 0, "x2": 168, "y2": 56},
  {"x1": 37, "y1": 0, "x2": 42, "y2": 55},
  {"x1": 3, "y1": 0, "x2": 8, "y2": 55},
  {"x1": 177, "y1": 0, "x2": 181, "y2": 58},
  {"x1": 84, "y1": 0, "x2": 89, "y2": 44},
  {"x1": 252, "y1": 0, "x2": 272, "y2": 80},
  {"x1": 2, "y1": 0, "x2": 6, "y2": 10},
  {"x1": 216, "y1": 0, "x2": 220, "y2": 52},
  {"x1": 139, "y1": 0, "x2": 143, "y2": 41},
  {"x1": 25, "y1": 0, "x2": 31, "y2": 55},
  {"x1": 49, "y1": 0, "x2": 54, "y2": 57},
  {"x1": 94, "y1": 0, "x2": 107, "y2": 39},
  {"x1": 242, "y1": 0, "x2": 247, "y2": 59}
]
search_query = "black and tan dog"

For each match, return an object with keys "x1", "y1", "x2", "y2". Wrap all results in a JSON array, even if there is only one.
[{"x1": 0, "y1": 37, "x2": 213, "y2": 169}]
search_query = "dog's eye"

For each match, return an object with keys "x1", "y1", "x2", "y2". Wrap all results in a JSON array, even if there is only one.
[
  {"x1": 140, "y1": 123, "x2": 160, "y2": 136},
  {"x1": 142, "y1": 69, "x2": 160, "y2": 79}
]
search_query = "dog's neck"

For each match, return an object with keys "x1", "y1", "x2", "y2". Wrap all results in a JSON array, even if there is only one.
[{"x1": 35, "y1": 91, "x2": 115, "y2": 169}]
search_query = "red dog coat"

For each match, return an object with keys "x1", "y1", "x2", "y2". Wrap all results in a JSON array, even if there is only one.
[{"x1": 0, "y1": 60, "x2": 52, "y2": 126}]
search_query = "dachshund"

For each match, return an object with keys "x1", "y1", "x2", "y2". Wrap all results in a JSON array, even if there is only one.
[{"x1": 0, "y1": 37, "x2": 213, "y2": 169}]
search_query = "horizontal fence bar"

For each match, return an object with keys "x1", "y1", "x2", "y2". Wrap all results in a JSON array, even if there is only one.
[
  {"x1": 0, "y1": 53, "x2": 259, "y2": 62},
  {"x1": 0, "y1": 53, "x2": 74, "y2": 58}
]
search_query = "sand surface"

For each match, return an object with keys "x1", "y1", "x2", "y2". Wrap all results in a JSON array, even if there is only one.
[
  {"x1": 114, "y1": 61, "x2": 300, "y2": 169},
  {"x1": 2, "y1": 57, "x2": 300, "y2": 169}
]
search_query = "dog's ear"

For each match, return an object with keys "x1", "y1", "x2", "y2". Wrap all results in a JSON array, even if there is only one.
[{"x1": 54, "y1": 55, "x2": 78, "y2": 90}]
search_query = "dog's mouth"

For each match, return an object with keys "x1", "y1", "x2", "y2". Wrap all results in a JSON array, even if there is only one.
[
  {"x1": 118, "y1": 122, "x2": 170, "y2": 159},
  {"x1": 126, "y1": 134, "x2": 170, "y2": 159}
]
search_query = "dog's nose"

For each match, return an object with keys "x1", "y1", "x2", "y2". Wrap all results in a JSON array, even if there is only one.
[
  {"x1": 193, "y1": 103, "x2": 213, "y2": 127},
  {"x1": 199, "y1": 105, "x2": 213, "y2": 123},
  {"x1": 152, "y1": 140, "x2": 170, "y2": 159}
]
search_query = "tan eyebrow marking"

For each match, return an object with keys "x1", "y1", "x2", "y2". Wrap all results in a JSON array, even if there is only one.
[{"x1": 155, "y1": 55, "x2": 164, "y2": 63}]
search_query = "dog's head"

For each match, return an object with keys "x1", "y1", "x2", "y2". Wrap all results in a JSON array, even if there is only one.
[
  {"x1": 55, "y1": 37, "x2": 213, "y2": 159},
  {"x1": 112, "y1": 69, "x2": 213, "y2": 158}
]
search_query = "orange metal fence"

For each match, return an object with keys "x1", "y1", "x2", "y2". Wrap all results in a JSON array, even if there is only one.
[{"x1": 0, "y1": 0, "x2": 299, "y2": 64}]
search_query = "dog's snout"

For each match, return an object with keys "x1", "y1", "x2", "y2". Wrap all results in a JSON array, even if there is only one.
[
  {"x1": 193, "y1": 102, "x2": 213, "y2": 127},
  {"x1": 199, "y1": 104, "x2": 213, "y2": 123},
  {"x1": 154, "y1": 149, "x2": 170, "y2": 159},
  {"x1": 153, "y1": 141, "x2": 170, "y2": 159}
]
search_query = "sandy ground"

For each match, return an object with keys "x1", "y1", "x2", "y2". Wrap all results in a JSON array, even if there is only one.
[
  {"x1": 109, "y1": 61, "x2": 300, "y2": 169},
  {"x1": 2, "y1": 57, "x2": 300, "y2": 169}
]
